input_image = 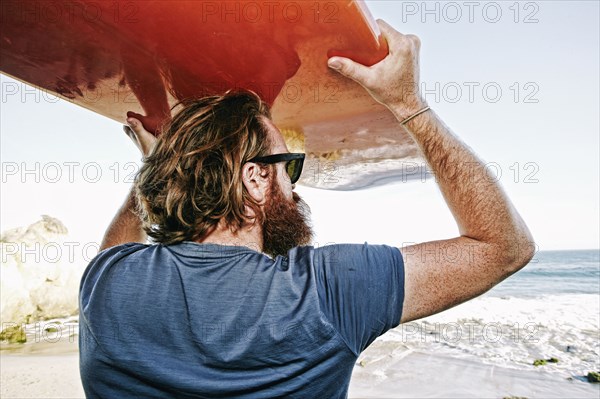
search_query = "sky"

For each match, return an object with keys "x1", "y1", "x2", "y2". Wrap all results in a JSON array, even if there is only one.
[{"x1": 1, "y1": 0, "x2": 599, "y2": 252}]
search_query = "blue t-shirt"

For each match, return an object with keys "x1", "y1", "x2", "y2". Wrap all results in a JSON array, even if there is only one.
[{"x1": 79, "y1": 242, "x2": 404, "y2": 398}]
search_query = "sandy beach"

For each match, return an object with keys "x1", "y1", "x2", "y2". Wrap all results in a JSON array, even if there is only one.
[
  {"x1": 2, "y1": 341, "x2": 598, "y2": 399},
  {"x1": 1, "y1": 353, "x2": 83, "y2": 398},
  {"x1": 350, "y1": 343, "x2": 600, "y2": 398}
]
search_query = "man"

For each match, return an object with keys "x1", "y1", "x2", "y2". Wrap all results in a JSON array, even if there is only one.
[{"x1": 79, "y1": 21, "x2": 534, "y2": 398}]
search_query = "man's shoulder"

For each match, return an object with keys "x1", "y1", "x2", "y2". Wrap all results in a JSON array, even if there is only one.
[
  {"x1": 81, "y1": 242, "x2": 151, "y2": 287},
  {"x1": 94, "y1": 242, "x2": 151, "y2": 263},
  {"x1": 296, "y1": 242, "x2": 402, "y2": 267}
]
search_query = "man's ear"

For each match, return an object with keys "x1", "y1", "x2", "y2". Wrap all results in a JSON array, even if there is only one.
[{"x1": 242, "y1": 162, "x2": 269, "y2": 205}]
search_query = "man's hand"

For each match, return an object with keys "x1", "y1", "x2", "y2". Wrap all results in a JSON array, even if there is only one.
[
  {"x1": 124, "y1": 111, "x2": 158, "y2": 157},
  {"x1": 328, "y1": 19, "x2": 426, "y2": 118}
]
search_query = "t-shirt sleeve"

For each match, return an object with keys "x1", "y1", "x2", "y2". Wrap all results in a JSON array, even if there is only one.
[{"x1": 312, "y1": 243, "x2": 405, "y2": 355}]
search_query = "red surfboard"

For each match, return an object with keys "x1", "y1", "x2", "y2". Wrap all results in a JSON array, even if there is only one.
[{"x1": 1, "y1": 0, "x2": 421, "y2": 189}]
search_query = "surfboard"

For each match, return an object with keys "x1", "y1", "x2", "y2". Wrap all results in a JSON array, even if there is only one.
[{"x1": 0, "y1": 0, "x2": 422, "y2": 190}]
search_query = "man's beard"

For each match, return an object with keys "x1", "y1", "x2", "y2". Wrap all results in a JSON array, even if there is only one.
[{"x1": 261, "y1": 178, "x2": 313, "y2": 258}]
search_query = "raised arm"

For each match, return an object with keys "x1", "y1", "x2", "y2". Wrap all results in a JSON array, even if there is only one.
[
  {"x1": 328, "y1": 20, "x2": 534, "y2": 323},
  {"x1": 99, "y1": 116, "x2": 156, "y2": 251}
]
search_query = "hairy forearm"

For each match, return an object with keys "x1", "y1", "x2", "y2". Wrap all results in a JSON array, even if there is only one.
[
  {"x1": 394, "y1": 106, "x2": 533, "y2": 262},
  {"x1": 99, "y1": 187, "x2": 146, "y2": 251}
]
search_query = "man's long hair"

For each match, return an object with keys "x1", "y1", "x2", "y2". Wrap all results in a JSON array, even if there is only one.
[{"x1": 135, "y1": 91, "x2": 272, "y2": 245}]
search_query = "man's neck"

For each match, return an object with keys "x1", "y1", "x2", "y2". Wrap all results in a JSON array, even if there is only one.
[{"x1": 195, "y1": 221, "x2": 263, "y2": 253}]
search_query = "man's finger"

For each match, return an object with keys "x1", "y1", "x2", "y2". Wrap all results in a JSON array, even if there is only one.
[
  {"x1": 126, "y1": 117, "x2": 144, "y2": 135},
  {"x1": 405, "y1": 34, "x2": 421, "y2": 51},
  {"x1": 126, "y1": 115, "x2": 154, "y2": 139},
  {"x1": 376, "y1": 19, "x2": 403, "y2": 48},
  {"x1": 125, "y1": 111, "x2": 162, "y2": 137},
  {"x1": 126, "y1": 110, "x2": 142, "y2": 121},
  {"x1": 377, "y1": 19, "x2": 397, "y2": 34},
  {"x1": 126, "y1": 112, "x2": 143, "y2": 130},
  {"x1": 327, "y1": 57, "x2": 372, "y2": 86}
]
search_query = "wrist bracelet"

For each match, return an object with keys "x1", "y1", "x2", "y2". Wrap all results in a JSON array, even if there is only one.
[{"x1": 400, "y1": 106, "x2": 430, "y2": 125}]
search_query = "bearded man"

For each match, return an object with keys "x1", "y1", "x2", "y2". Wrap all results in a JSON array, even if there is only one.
[{"x1": 79, "y1": 21, "x2": 534, "y2": 398}]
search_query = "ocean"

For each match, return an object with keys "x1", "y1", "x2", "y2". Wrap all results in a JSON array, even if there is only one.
[{"x1": 374, "y1": 249, "x2": 600, "y2": 379}]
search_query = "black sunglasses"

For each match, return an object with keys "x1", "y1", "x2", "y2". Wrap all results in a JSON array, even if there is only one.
[{"x1": 249, "y1": 153, "x2": 305, "y2": 184}]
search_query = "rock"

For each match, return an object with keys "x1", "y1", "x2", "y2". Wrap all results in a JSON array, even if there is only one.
[
  {"x1": 0, "y1": 325, "x2": 27, "y2": 344},
  {"x1": 587, "y1": 372, "x2": 600, "y2": 383},
  {"x1": 533, "y1": 357, "x2": 559, "y2": 366},
  {"x1": 1, "y1": 216, "x2": 82, "y2": 325}
]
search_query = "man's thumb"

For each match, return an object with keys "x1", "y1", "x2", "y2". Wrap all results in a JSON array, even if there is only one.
[{"x1": 327, "y1": 57, "x2": 370, "y2": 84}]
